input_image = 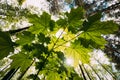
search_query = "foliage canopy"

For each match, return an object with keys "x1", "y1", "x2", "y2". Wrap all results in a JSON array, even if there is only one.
[{"x1": 0, "y1": 4, "x2": 119, "y2": 79}]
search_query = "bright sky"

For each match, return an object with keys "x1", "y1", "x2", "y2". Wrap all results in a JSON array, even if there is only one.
[{"x1": 22, "y1": 0, "x2": 50, "y2": 14}]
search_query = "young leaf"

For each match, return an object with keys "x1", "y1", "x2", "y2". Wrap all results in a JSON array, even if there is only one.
[
  {"x1": 48, "y1": 36, "x2": 66, "y2": 51},
  {"x1": 64, "y1": 40, "x2": 91, "y2": 67},
  {"x1": 28, "y1": 12, "x2": 55, "y2": 34},
  {"x1": 0, "y1": 31, "x2": 14, "y2": 59},
  {"x1": 16, "y1": 31, "x2": 35, "y2": 45},
  {"x1": 10, "y1": 53, "x2": 32, "y2": 72}
]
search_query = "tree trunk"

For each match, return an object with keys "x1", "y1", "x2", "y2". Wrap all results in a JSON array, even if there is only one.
[
  {"x1": 82, "y1": 64, "x2": 92, "y2": 80},
  {"x1": 17, "y1": 59, "x2": 35, "y2": 80},
  {"x1": 94, "y1": 58, "x2": 116, "y2": 79},
  {"x1": 88, "y1": 64, "x2": 101, "y2": 80},
  {"x1": 79, "y1": 64, "x2": 87, "y2": 80},
  {"x1": 2, "y1": 67, "x2": 19, "y2": 80}
]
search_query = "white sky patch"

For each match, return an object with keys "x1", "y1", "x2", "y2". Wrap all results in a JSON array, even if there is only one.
[
  {"x1": 90, "y1": 49, "x2": 110, "y2": 65},
  {"x1": 55, "y1": 28, "x2": 66, "y2": 38},
  {"x1": 65, "y1": 58, "x2": 74, "y2": 66},
  {"x1": 22, "y1": 0, "x2": 50, "y2": 14},
  {"x1": 0, "y1": 0, "x2": 19, "y2": 7},
  {"x1": 66, "y1": 42, "x2": 71, "y2": 47}
]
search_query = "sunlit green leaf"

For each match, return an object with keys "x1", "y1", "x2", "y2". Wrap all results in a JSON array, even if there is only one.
[
  {"x1": 28, "y1": 12, "x2": 55, "y2": 34},
  {"x1": 65, "y1": 40, "x2": 91, "y2": 66},
  {"x1": 48, "y1": 36, "x2": 66, "y2": 51},
  {"x1": 0, "y1": 31, "x2": 14, "y2": 59}
]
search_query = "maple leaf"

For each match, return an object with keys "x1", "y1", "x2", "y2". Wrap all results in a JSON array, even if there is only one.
[
  {"x1": 0, "y1": 31, "x2": 14, "y2": 59},
  {"x1": 16, "y1": 31, "x2": 35, "y2": 45},
  {"x1": 10, "y1": 53, "x2": 32, "y2": 72},
  {"x1": 80, "y1": 13, "x2": 119, "y2": 49},
  {"x1": 28, "y1": 12, "x2": 55, "y2": 34},
  {"x1": 64, "y1": 40, "x2": 91, "y2": 67}
]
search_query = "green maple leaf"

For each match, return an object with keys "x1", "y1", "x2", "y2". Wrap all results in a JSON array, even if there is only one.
[
  {"x1": 57, "y1": 7, "x2": 85, "y2": 33},
  {"x1": 78, "y1": 37, "x2": 105, "y2": 49},
  {"x1": 64, "y1": 40, "x2": 91, "y2": 67},
  {"x1": 28, "y1": 12, "x2": 55, "y2": 34},
  {"x1": 66, "y1": 7, "x2": 85, "y2": 26},
  {"x1": 80, "y1": 13, "x2": 119, "y2": 49},
  {"x1": 46, "y1": 71, "x2": 61, "y2": 80},
  {"x1": 0, "y1": 31, "x2": 14, "y2": 59},
  {"x1": 10, "y1": 53, "x2": 32, "y2": 72},
  {"x1": 16, "y1": 31, "x2": 35, "y2": 45},
  {"x1": 82, "y1": 13, "x2": 119, "y2": 34},
  {"x1": 37, "y1": 33, "x2": 50, "y2": 44}
]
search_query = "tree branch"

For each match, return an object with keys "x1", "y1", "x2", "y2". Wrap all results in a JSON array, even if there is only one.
[
  {"x1": 5, "y1": 27, "x2": 29, "y2": 34},
  {"x1": 89, "y1": 2, "x2": 120, "y2": 16}
]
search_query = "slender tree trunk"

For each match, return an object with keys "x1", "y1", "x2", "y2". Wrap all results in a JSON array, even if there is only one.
[
  {"x1": 82, "y1": 64, "x2": 92, "y2": 80},
  {"x1": 89, "y1": 2, "x2": 120, "y2": 16},
  {"x1": 0, "y1": 62, "x2": 12, "y2": 72},
  {"x1": 94, "y1": 58, "x2": 116, "y2": 79},
  {"x1": 2, "y1": 67, "x2": 19, "y2": 80},
  {"x1": 17, "y1": 59, "x2": 35, "y2": 80},
  {"x1": 88, "y1": 64, "x2": 101, "y2": 80},
  {"x1": 79, "y1": 64, "x2": 87, "y2": 80},
  {"x1": 33, "y1": 52, "x2": 50, "y2": 80}
]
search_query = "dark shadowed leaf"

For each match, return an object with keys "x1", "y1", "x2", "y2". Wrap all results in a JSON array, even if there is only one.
[
  {"x1": 0, "y1": 31, "x2": 14, "y2": 59},
  {"x1": 16, "y1": 31, "x2": 35, "y2": 45},
  {"x1": 38, "y1": 33, "x2": 50, "y2": 44},
  {"x1": 10, "y1": 53, "x2": 32, "y2": 72},
  {"x1": 80, "y1": 13, "x2": 119, "y2": 49}
]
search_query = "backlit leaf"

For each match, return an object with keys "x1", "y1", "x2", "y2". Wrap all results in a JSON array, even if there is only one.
[
  {"x1": 64, "y1": 40, "x2": 91, "y2": 67},
  {"x1": 28, "y1": 12, "x2": 55, "y2": 34}
]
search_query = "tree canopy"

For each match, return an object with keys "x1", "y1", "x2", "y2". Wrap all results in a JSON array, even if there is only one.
[{"x1": 0, "y1": 0, "x2": 120, "y2": 80}]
